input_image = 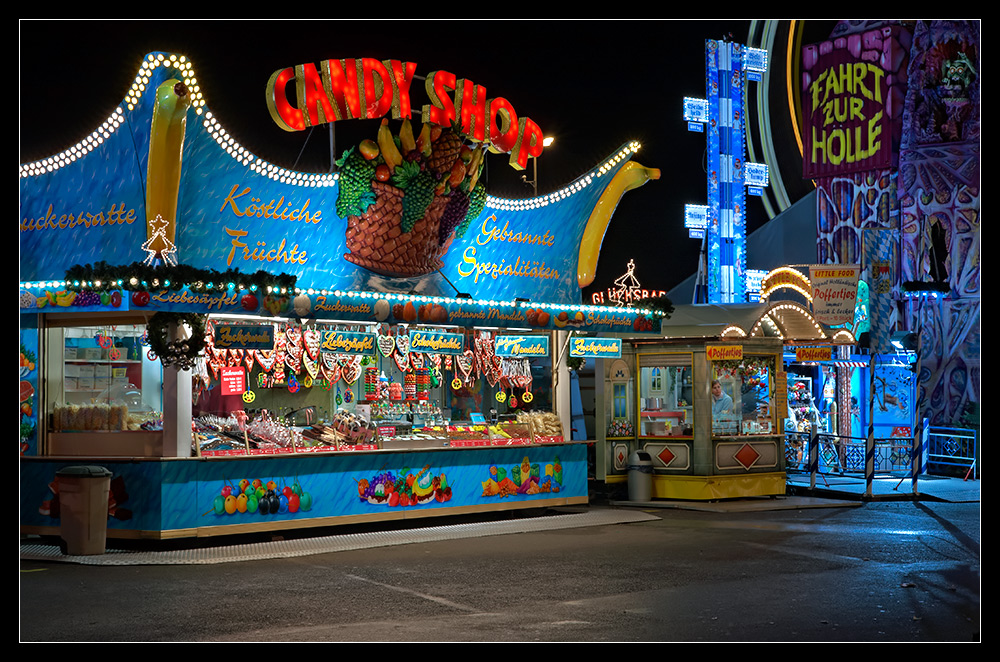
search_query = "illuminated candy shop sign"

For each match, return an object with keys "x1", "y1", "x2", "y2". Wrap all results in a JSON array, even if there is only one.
[
  {"x1": 266, "y1": 57, "x2": 544, "y2": 170},
  {"x1": 495, "y1": 335, "x2": 550, "y2": 358},
  {"x1": 409, "y1": 329, "x2": 465, "y2": 355},
  {"x1": 569, "y1": 337, "x2": 622, "y2": 359},
  {"x1": 213, "y1": 324, "x2": 275, "y2": 350},
  {"x1": 321, "y1": 330, "x2": 377, "y2": 356}
]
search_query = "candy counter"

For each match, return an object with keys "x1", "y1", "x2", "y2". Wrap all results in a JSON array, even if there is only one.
[{"x1": 20, "y1": 317, "x2": 587, "y2": 540}]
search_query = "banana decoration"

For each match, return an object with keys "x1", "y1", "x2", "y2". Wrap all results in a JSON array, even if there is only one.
[
  {"x1": 142, "y1": 79, "x2": 191, "y2": 266},
  {"x1": 577, "y1": 161, "x2": 660, "y2": 288}
]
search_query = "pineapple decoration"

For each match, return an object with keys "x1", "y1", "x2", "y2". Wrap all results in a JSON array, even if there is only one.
[{"x1": 340, "y1": 118, "x2": 488, "y2": 278}]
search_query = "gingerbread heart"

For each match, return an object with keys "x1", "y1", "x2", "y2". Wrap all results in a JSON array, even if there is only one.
[
  {"x1": 455, "y1": 351, "x2": 474, "y2": 383},
  {"x1": 395, "y1": 333, "x2": 410, "y2": 358},
  {"x1": 303, "y1": 327, "x2": 321, "y2": 360},
  {"x1": 302, "y1": 351, "x2": 319, "y2": 379},
  {"x1": 377, "y1": 333, "x2": 395, "y2": 358},
  {"x1": 321, "y1": 353, "x2": 342, "y2": 383},
  {"x1": 340, "y1": 356, "x2": 362, "y2": 384},
  {"x1": 255, "y1": 349, "x2": 275, "y2": 372},
  {"x1": 283, "y1": 325, "x2": 302, "y2": 348},
  {"x1": 393, "y1": 350, "x2": 410, "y2": 372}
]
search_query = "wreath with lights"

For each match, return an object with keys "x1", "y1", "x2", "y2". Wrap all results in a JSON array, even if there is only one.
[
  {"x1": 64, "y1": 261, "x2": 297, "y2": 293},
  {"x1": 147, "y1": 311, "x2": 207, "y2": 371},
  {"x1": 566, "y1": 356, "x2": 585, "y2": 372}
]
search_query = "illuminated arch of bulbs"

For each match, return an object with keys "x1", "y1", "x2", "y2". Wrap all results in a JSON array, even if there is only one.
[
  {"x1": 759, "y1": 266, "x2": 813, "y2": 302},
  {"x1": 19, "y1": 49, "x2": 643, "y2": 205},
  {"x1": 720, "y1": 325, "x2": 747, "y2": 338},
  {"x1": 750, "y1": 302, "x2": 827, "y2": 341}
]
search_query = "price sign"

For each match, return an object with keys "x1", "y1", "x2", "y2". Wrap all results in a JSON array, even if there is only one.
[{"x1": 220, "y1": 367, "x2": 246, "y2": 396}]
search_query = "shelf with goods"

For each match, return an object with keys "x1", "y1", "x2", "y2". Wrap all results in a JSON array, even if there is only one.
[{"x1": 45, "y1": 322, "x2": 164, "y2": 446}]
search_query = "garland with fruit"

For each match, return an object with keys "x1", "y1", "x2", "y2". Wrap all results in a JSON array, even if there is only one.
[
  {"x1": 629, "y1": 294, "x2": 674, "y2": 332},
  {"x1": 339, "y1": 118, "x2": 488, "y2": 278}
]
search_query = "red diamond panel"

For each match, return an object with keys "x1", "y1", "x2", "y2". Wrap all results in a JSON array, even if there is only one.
[
  {"x1": 734, "y1": 443, "x2": 761, "y2": 470},
  {"x1": 657, "y1": 446, "x2": 676, "y2": 467},
  {"x1": 616, "y1": 448, "x2": 627, "y2": 467}
]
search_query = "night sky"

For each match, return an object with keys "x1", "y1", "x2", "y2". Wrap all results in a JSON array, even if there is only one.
[{"x1": 19, "y1": 19, "x2": 828, "y2": 301}]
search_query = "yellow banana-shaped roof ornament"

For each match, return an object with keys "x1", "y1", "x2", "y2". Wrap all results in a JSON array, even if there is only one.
[
  {"x1": 142, "y1": 79, "x2": 191, "y2": 266},
  {"x1": 577, "y1": 161, "x2": 660, "y2": 288}
]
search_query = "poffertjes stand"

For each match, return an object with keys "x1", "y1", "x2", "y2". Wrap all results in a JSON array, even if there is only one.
[
  {"x1": 19, "y1": 52, "x2": 663, "y2": 539},
  {"x1": 595, "y1": 303, "x2": 848, "y2": 500}
]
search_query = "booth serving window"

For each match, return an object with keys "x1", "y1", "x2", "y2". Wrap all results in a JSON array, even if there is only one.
[
  {"x1": 638, "y1": 353, "x2": 693, "y2": 438},
  {"x1": 46, "y1": 322, "x2": 163, "y2": 432},
  {"x1": 711, "y1": 355, "x2": 776, "y2": 436}
]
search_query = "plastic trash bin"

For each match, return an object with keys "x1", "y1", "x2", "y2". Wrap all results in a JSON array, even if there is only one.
[
  {"x1": 56, "y1": 465, "x2": 112, "y2": 555},
  {"x1": 627, "y1": 450, "x2": 653, "y2": 502}
]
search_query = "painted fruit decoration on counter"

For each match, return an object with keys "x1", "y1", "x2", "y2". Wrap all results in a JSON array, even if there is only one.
[
  {"x1": 209, "y1": 478, "x2": 312, "y2": 516},
  {"x1": 339, "y1": 118, "x2": 488, "y2": 278},
  {"x1": 481, "y1": 455, "x2": 562, "y2": 498},
  {"x1": 358, "y1": 464, "x2": 452, "y2": 507}
]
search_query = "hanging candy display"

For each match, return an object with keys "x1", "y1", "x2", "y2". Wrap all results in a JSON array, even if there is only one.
[
  {"x1": 364, "y1": 366, "x2": 378, "y2": 398},
  {"x1": 404, "y1": 371, "x2": 416, "y2": 400},
  {"x1": 415, "y1": 367, "x2": 430, "y2": 400}
]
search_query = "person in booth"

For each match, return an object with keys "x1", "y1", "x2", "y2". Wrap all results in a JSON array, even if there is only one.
[{"x1": 711, "y1": 379, "x2": 734, "y2": 419}]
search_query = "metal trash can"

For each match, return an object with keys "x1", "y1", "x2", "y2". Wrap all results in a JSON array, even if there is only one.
[
  {"x1": 56, "y1": 465, "x2": 112, "y2": 555},
  {"x1": 627, "y1": 451, "x2": 653, "y2": 502}
]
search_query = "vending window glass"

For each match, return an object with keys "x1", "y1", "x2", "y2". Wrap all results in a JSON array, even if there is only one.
[
  {"x1": 711, "y1": 355, "x2": 775, "y2": 436},
  {"x1": 638, "y1": 354, "x2": 693, "y2": 437},
  {"x1": 47, "y1": 322, "x2": 163, "y2": 432}
]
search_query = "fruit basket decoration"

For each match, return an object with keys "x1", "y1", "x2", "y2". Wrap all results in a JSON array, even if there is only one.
[
  {"x1": 338, "y1": 118, "x2": 488, "y2": 278},
  {"x1": 357, "y1": 464, "x2": 452, "y2": 507}
]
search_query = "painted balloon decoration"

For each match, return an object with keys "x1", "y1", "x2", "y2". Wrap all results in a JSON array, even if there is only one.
[{"x1": 209, "y1": 478, "x2": 313, "y2": 517}]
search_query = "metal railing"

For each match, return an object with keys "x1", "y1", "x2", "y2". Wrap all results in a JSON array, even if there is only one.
[
  {"x1": 784, "y1": 431, "x2": 914, "y2": 476},
  {"x1": 926, "y1": 425, "x2": 978, "y2": 479}
]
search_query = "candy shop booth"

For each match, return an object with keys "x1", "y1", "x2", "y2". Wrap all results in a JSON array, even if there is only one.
[
  {"x1": 595, "y1": 302, "x2": 847, "y2": 500},
  {"x1": 19, "y1": 51, "x2": 663, "y2": 539}
]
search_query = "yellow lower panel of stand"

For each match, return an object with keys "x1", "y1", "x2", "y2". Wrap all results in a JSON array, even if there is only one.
[{"x1": 650, "y1": 473, "x2": 786, "y2": 500}]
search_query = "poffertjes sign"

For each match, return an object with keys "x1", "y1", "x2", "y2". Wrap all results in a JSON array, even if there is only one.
[{"x1": 266, "y1": 57, "x2": 545, "y2": 170}]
